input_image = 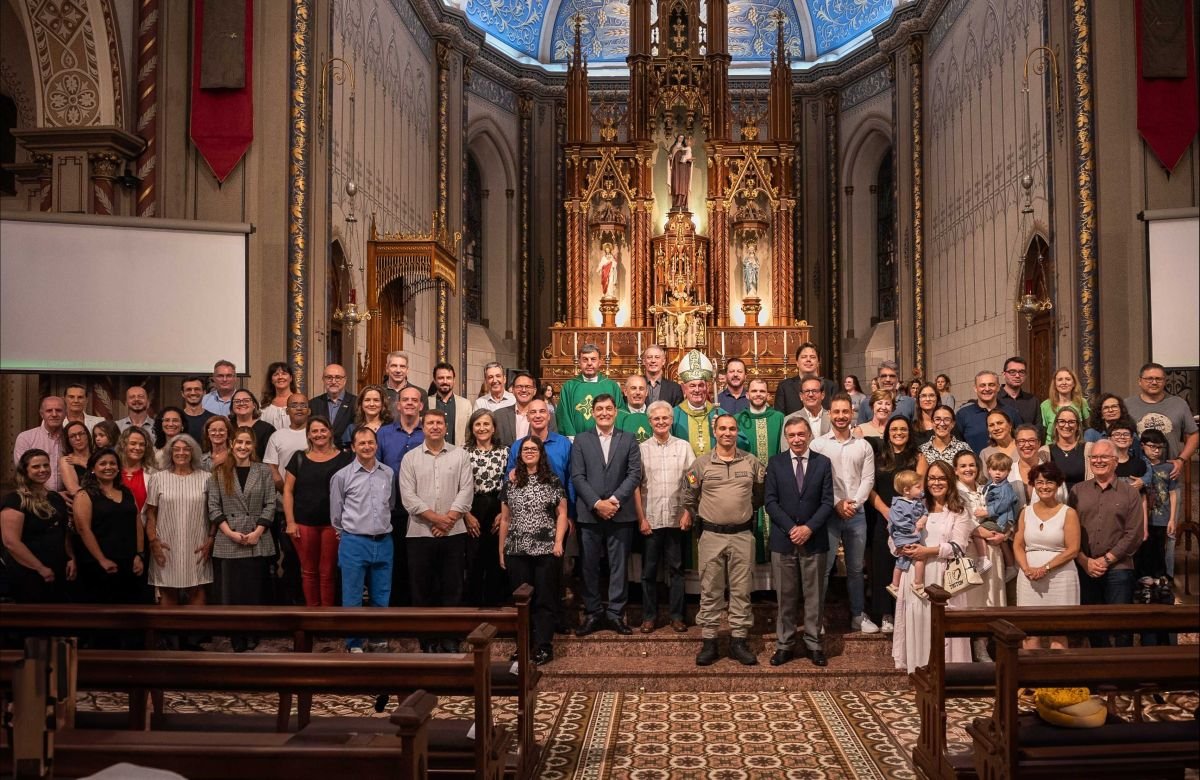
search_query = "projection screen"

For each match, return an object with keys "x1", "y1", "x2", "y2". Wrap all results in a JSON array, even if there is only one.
[
  {"x1": 1, "y1": 211, "x2": 251, "y2": 374},
  {"x1": 1145, "y1": 210, "x2": 1199, "y2": 369}
]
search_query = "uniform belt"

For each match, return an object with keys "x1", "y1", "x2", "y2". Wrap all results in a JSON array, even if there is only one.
[{"x1": 699, "y1": 519, "x2": 752, "y2": 535}]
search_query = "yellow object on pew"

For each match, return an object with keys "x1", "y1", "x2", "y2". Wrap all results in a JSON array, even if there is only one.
[{"x1": 1034, "y1": 687, "x2": 1106, "y2": 728}]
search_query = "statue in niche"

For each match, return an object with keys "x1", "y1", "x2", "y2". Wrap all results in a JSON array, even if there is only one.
[
  {"x1": 667, "y1": 135, "x2": 693, "y2": 211},
  {"x1": 741, "y1": 241, "x2": 760, "y2": 296},
  {"x1": 598, "y1": 242, "x2": 619, "y2": 298}
]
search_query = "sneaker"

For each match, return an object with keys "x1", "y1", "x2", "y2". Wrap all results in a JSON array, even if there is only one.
[
  {"x1": 977, "y1": 557, "x2": 993, "y2": 574},
  {"x1": 367, "y1": 640, "x2": 390, "y2": 653},
  {"x1": 885, "y1": 584, "x2": 900, "y2": 600},
  {"x1": 857, "y1": 615, "x2": 880, "y2": 634},
  {"x1": 880, "y1": 616, "x2": 894, "y2": 633},
  {"x1": 349, "y1": 647, "x2": 364, "y2": 654}
]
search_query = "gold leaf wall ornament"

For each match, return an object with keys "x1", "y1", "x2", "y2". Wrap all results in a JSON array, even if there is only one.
[{"x1": 724, "y1": 149, "x2": 777, "y2": 208}]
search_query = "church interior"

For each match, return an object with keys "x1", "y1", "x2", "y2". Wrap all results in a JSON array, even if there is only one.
[{"x1": 1, "y1": 0, "x2": 1198, "y2": 776}]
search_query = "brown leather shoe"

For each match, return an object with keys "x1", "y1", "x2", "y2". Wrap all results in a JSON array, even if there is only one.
[
  {"x1": 639, "y1": 620, "x2": 656, "y2": 634},
  {"x1": 670, "y1": 619, "x2": 687, "y2": 633}
]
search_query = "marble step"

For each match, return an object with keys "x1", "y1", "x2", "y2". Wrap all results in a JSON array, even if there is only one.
[
  {"x1": 549, "y1": 628, "x2": 894, "y2": 658},
  {"x1": 536, "y1": 646, "x2": 908, "y2": 692}
]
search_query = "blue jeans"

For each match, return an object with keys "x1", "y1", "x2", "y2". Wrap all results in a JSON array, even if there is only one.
[
  {"x1": 824, "y1": 509, "x2": 867, "y2": 619},
  {"x1": 1078, "y1": 565, "x2": 1134, "y2": 647},
  {"x1": 339, "y1": 533, "x2": 394, "y2": 649}
]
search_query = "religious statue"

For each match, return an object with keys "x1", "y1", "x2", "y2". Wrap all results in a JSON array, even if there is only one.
[
  {"x1": 597, "y1": 243, "x2": 619, "y2": 298},
  {"x1": 741, "y1": 241, "x2": 760, "y2": 296},
  {"x1": 667, "y1": 135, "x2": 693, "y2": 211}
]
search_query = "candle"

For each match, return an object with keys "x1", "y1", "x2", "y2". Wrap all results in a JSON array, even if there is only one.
[
  {"x1": 349, "y1": 289, "x2": 357, "y2": 304},
  {"x1": 753, "y1": 330, "x2": 758, "y2": 358},
  {"x1": 573, "y1": 331, "x2": 578, "y2": 358},
  {"x1": 606, "y1": 330, "x2": 612, "y2": 360},
  {"x1": 720, "y1": 331, "x2": 726, "y2": 358},
  {"x1": 783, "y1": 330, "x2": 787, "y2": 360},
  {"x1": 637, "y1": 331, "x2": 643, "y2": 358}
]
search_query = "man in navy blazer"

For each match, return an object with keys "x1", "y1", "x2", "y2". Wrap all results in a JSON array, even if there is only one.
[
  {"x1": 570, "y1": 393, "x2": 643, "y2": 636},
  {"x1": 308, "y1": 363, "x2": 356, "y2": 449},
  {"x1": 764, "y1": 416, "x2": 835, "y2": 666}
]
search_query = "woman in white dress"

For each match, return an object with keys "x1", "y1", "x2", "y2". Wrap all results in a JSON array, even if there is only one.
[
  {"x1": 953, "y1": 450, "x2": 1013, "y2": 661},
  {"x1": 146, "y1": 434, "x2": 213, "y2": 605},
  {"x1": 1013, "y1": 461, "x2": 1080, "y2": 650},
  {"x1": 892, "y1": 460, "x2": 974, "y2": 673}
]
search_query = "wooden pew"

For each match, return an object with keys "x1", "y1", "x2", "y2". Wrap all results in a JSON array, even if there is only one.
[
  {"x1": 3, "y1": 639, "x2": 435, "y2": 780},
  {"x1": 1, "y1": 626, "x2": 511, "y2": 780},
  {"x1": 966, "y1": 619, "x2": 1200, "y2": 779},
  {"x1": 1, "y1": 585, "x2": 540, "y2": 779},
  {"x1": 913, "y1": 586, "x2": 1200, "y2": 780}
]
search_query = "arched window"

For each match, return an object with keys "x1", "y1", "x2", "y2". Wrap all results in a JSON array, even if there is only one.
[
  {"x1": 464, "y1": 153, "x2": 483, "y2": 324},
  {"x1": 874, "y1": 148, "x2": 896, "y2": 322},
  {"x1": 327, "y1": 241, "x2": 346, "y2": 367}
]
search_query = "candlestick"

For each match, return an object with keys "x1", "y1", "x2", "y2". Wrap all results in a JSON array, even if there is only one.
[
  {"x1": 606, "y1": 330, "x2": 611, "y2": 360},
  {"x1": 753, "y1": 330, "x2": 758, "y2": 359}
]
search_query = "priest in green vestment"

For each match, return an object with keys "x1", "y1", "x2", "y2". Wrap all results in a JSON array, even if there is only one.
[
  {"x1": 671, "y1": 350, "x2": 720, "y2": 456},
  {"x1": 617, "y1": 374, "x2": 652, "y2": 443},
  {"x1": 556, "y1": 342, "x2": 626, "y2": 437},
  {"x1": 735, "y1": 378, "x2": 784, "y2": 564}
]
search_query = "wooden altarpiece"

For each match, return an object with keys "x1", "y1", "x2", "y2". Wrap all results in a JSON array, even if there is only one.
[{"x1": 541, "y1": 0, "x2": 810, "y2": 390}]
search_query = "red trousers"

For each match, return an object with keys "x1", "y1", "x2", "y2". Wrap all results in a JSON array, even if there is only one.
[{"x1": 296, "y1": 525, "x2": 339, "y2": 607}]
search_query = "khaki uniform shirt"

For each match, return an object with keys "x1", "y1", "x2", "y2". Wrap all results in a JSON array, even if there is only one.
[{"x1": 680, "y1": 449, "x2": 765, "y2": 525}]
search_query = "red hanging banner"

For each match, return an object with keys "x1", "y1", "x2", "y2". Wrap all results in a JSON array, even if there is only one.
[
  {"x1": 189, "y1": 0, "x2": 254, "y2": 184},
  {"x1": 1136, "y1": 0, "x2": 1198, "y2": 173}
]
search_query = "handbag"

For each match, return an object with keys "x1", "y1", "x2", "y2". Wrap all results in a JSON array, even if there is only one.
[{"x1": 942, "y1": 542, "x2": 983, "y2": 595}]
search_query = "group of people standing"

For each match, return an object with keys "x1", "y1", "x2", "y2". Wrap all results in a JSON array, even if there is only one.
[{"x1": 5, "y1": 347, "x2": 1195, "y2": 671}]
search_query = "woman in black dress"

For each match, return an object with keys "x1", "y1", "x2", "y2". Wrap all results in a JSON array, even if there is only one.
[
  {"x1": 866, "y1": 416, "x2": 920, "y2": 633},
  {"x1": 73, "y1": 448, "x2": 146, "y2": 605},
  {"x1": 229, "y1": 389, "x2": 275, "y2": 461},
  {"x1": 463, "y1": 409, "x2": 508, "y2": 606},
  {"x1": 59, "y1": 420, "x2": 93, "y2": 499},
  {"x1": 1, "y1": 450, "x2": 75, "y2": 602}
]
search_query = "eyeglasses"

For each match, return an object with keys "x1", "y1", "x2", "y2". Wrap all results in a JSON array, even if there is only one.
[
  {"x1": 1088, "y1": 455, "x2": 1114, "y2": 462},
  {"x1": 1140, "y1": 376, "x2": 1165, "y2": 383},
  {"x1": 927, "y1": 476, "x2": 948, "y2": 483},
  {"x1": 232, "y1": 399, "x2": 253, "y2": 406},
  {"x1": 1109, "y1": 432, "x2": 1133, "y2": 440},
  {"x1": 802, "y1": 389, "x2": 822, "y2": 395},
  {"x1": 323, "y1": 374, "x2": 346, "y2": 381},
  {"x1": 1032, "y1": 479, "x2": 1058, "y2": 487},
  {"x1": 287, "y1": 403, "x2": 310, "y2": 410},
  {"x1": 1056, "y1": 420, "x2": 1078, "y2": 426},
  {"x1": 1016, "y1": 439, "x2": 1039, "y2": 446},
  {"x1": 1004, "y1": 368, "x2": 1026, "y2": 375}
]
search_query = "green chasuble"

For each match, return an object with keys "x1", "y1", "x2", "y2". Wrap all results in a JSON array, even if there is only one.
[
  {"x1": 616, "y1": 410, "x2": 652, "y2": 443},
  {"x1": 555, "y1": 373, "x2": 626, "y2": 436},
  {"x1": 736, "y1": 406, "x2": 784, "y2": 564},
  {"x1": 671, "y1": 402, "x2": 718, "y2": 456}
]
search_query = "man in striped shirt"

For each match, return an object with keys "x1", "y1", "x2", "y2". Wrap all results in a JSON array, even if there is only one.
[{"x1": 635, "y1": 400, "x2": 695, "y2": 633}]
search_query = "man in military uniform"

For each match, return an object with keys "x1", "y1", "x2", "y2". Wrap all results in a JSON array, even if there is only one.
[{"x1": 680, "y1": 413, "x2": 766, "y2": 666}]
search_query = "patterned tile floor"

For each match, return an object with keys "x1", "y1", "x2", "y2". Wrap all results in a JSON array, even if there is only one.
[{"x1": 77, "y1": 687, "x2": 1198, "y2": 779}]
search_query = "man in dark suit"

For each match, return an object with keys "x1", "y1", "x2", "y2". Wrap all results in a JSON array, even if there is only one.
[
  {"x1": 765, "y1": 416, "x2": 835, "y2": 667},
  {"x1": 308, "y1": 363, "x2": 356, "y2": 449},
  {"x1": 773, "y1": 343, "x2": 838, "y2": 415},
  {"x1": 493, "y1": 370, "x2": 557, "y2": 446},
  {"x1": 570, "y1": 393, "x2": 642, "y2": 636},
  {"x1": 642, "y1": 344, "x2": 683, "y2": 407}
]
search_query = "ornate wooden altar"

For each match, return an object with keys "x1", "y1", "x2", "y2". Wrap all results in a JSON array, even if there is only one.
[{"x1": 541, "y1": 0, "x2": 811, "y2": 389}]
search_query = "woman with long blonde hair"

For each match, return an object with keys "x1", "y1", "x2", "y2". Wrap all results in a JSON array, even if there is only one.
[
  {"x1": 1, "y1": 450, "x2": 75, "y2": 602},
  {"x1": 1039, "y1": 367, "x2": 1090, "y2": 443}
]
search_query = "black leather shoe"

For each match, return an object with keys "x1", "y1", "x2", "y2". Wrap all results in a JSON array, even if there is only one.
[
  {"x1": 695, "y1": 639, "x2": 720, "y2": 666},
  {"x1": 534, "y1": 648, "x2": 553, "y2": 665},
  {"x1": 729, "y1": 639, "x2": 758, "y2": 666},
  {"x1": 610, "y1": 618, "x2": 634, "y2": 636},
  {"x1": 810, "y1": 649, "x2": 828, "y2": 667},
  {"x1": 373, "y1": 694, "x2": 390, "y2": 713},
  {"x1": 576, "y1": 616, "x2": 603, "y2": 637},
  {"x1": 770, "y1": 649, "x2": 793, "y2": 667}
]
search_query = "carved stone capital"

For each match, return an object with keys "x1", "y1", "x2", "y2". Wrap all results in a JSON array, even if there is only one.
[
  {"x1": 908, "y1": 35, "x2": 924, "y2": 62},
  {"x1": 90, "y1": 152, "x2": 122, "y2": 180}
]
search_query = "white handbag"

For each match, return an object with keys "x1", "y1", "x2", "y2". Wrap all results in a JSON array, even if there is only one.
[{"x1": 942, "y1": 542, "x2": 984, "y2": 595}]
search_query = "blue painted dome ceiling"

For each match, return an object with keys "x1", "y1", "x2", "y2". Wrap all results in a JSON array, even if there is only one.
[{"x1": 459, "y1": 0, "x2": 895, "y2": 65}]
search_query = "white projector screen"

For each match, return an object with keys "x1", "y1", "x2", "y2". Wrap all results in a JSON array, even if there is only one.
[
  {"x1": 1146, "y1": 213, "x2": 1199, "y2": 369},
  {"x1": 1, "y1": 212, "x2": 250, "y2": 374}
]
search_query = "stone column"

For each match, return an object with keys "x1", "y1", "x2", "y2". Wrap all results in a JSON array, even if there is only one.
[
  {"x1": 824, "y1": 91, "x2": 841, "y2": 378},
  {"x1": 908, "y1": 34, "x2": 926, "y2": 380},
  {"x1": 287, "y1": 0, "x2": 312, "y2": 392}
]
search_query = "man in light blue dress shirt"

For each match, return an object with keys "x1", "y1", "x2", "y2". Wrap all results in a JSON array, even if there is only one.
[{"x1": 330, "y1": 427, "x2": 396, "y2": 651}]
